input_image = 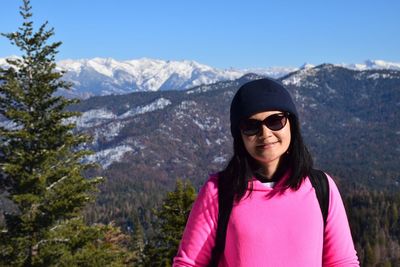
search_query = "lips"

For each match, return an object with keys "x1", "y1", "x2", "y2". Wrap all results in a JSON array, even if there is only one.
[{"x1": 256, "y1": 141, "x2": 279, "y2": 148}]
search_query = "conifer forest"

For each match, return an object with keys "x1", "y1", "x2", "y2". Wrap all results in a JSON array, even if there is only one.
[{"x1": 0, "y1": 1, "x2": 399, "y2": 266}]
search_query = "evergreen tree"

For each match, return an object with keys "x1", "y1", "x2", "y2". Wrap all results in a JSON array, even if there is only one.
[
  {"x1": 0, "y1": 0, "x2": 131, "y2": 265},
  {"x1": 131, "y1": 215, "x2": 146, "y2": 266},
  {"x1": 364, "y1": 242, "x2": 376, "y2": 266},
  {"x1": 144, "y1": 179, "x2": 197, "y2": 266},
  {"x1": 33, "y1": 218, "x2": 133, "y2": 266}
]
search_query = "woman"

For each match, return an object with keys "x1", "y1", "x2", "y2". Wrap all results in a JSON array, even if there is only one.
[{"x1": 173, "y1": 78, "x2": 359, "y2": 266}]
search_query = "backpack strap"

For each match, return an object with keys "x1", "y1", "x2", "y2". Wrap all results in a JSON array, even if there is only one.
[
  {"x1": 308, "y1": 169, "x2": 330, "y2": 227},
  {"x1": 208, "y1": 175, "x2": 234, "y2": 267}
]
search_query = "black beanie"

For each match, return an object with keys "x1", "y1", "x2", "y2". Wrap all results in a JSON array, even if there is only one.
[{"x1": 230, "y1": 78, "x2": 298, "y2": 138}]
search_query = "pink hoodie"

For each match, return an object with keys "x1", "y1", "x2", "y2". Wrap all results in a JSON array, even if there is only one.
[{"x1": 173, "y1": 173, "x2": 359, "y2": 266}]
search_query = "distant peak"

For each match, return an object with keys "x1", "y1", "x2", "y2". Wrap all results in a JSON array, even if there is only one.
[
  {"x1": 364, "y1": 59, "x2": 400, "y2": 69},
  {"x1": 239, "y1": 73, "x2": 265, "y2": 82},
  {"x1": 300, "y1": 63, "x2": 315, "y2": 69},
  {"x1": 339, "y1": 59, "x2": 400, "y2": 71},
  {"x1": 316, "y1": 63, "x2": 337, "y2": 69}
]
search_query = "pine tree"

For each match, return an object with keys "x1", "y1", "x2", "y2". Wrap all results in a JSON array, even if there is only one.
[
  {"x1": 364, "y1": 242, "x2": 376, "y2": 266},
  {"x1": 0, "y1": 1, "x2": 130, "y2": 265},
  {"x1": 144, "y1": 179, "x2": 197, "y2": 266},
  {"x1": 131, "y1": 215, "x2": 146, "y2": 266}
]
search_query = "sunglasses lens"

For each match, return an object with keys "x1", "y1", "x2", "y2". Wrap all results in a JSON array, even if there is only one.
[
  {"x1": 240, "y1": 119, "x2": 261, "y2": 136},
  {"x1": 265, "y1": 114, "x2": 287, "y2": 131},
  {"x1": 240, "y1": 113, "x2": 288, "y2": 136}
]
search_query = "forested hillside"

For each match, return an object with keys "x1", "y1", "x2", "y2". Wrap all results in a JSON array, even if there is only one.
[{"x1": 344, "y1": 188, "x2": 400, "y2": 266}]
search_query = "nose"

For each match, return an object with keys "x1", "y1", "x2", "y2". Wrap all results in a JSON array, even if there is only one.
[{"x1": 258, "y1": 124, "x2": 273, "y2": 138}]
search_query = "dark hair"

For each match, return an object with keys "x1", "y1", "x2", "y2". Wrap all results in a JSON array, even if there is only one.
[{"x1": 209, "y1": 114, "x2": 313, "y2": 266}]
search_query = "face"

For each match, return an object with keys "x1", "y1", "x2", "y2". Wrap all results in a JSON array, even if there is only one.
[{"x1": 241, "y1": 111, "x2": 291, "y2": 171}]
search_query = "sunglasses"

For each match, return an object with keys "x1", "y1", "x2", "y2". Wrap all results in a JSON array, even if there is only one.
[{"x1": 239, "y1": 112, "x2": 289, "y2": 136}]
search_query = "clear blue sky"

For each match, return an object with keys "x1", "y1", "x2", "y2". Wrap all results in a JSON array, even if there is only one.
[{"x1": 0, "y1": 0, "x2": 399, "y2": 69}]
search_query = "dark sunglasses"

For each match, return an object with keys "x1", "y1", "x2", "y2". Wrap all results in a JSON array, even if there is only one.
[{"x1": 239, "y1": 112, "x2": 290, "y2": 136}]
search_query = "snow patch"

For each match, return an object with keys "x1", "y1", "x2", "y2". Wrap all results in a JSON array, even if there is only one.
[
  {"x1": 192, "y1": 116, "x2": 220, "y2": 131},
  {"x1": 119, "y1": 98, "x2": 171, "y2": 118},
  {"x1": 93, "y1": 121, "x2": 126, "y2": 144},
  {"x1": 213, "y1": 156, "x2": 227, "y2": 164},
  {"x1": 66, "y1": 108, "x2": 116, "y2": 128},
  {"x1": 85, "y1": 145, "x2": 133, "y2": 168},
  {"x1": 178, "y1": 101, "x2": 197, "y2": 109},
  {"x1": 366, "y1": 73, "x2": 392, "y2": 80},
  {"x1": 0, "y1": 119, "x2": 22, "y2": 131},
  {"x1": 215, "y1": 137, "x2": 228, "y2": 145},
  {"x1": 241, "y1": 66, "x2": 299, "y2": 78},
  {"x1": 132, "y1": 140, "x2": 146, "y2": 150},
  {"x1": 282, "y1": 67, "x2": 319, "y2": 87},
  {"x1": 175, "y1": 101, "x2": 198, "y2": 121},
  {"x1": 186, "y1": 80, "x2": 238, "y2": 95}
]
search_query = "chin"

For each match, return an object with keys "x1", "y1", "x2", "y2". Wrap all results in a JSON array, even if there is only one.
[{"x1": 254, "y1": 157, "x2": 280, "y2": 166}]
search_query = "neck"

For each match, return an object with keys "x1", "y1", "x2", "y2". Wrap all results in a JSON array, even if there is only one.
[
  {"x1": 260, "y1": 161, "x2": 280, "y2": 179},
  {"x1": 253, "y1": 157, "x2": 288, "y2": 182}
]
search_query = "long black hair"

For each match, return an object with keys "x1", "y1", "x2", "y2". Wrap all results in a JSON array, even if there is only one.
[{"x1": 208, "y1": 113, "x2": 313, "y2": 266}]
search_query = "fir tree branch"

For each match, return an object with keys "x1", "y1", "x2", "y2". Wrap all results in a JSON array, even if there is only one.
[{"x1": 46, "y1": 175, "x2": 67, "y2": 191}]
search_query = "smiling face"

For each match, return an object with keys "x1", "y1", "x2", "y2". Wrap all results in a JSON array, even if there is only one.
[{"x1": 241, "y1": 111, "x2": 291, "y2": 177}]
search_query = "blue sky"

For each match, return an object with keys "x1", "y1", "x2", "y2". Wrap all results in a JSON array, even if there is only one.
[{"x1": 0, "y1": 0, "x2": 399, "y2": 69}]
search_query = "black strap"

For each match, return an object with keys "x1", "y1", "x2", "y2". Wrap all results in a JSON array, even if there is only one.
[
  {"x1": 208, "y1": 175, "x2": 234, "y2": 267},
  {"x1": 308, "y1": 169, "x2": 330, "y2": 227}
]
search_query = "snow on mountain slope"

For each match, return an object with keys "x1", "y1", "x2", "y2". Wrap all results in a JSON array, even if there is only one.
[
  {"x1": 339, "y1": 59, "x2": 400, "y2": 71},
  {"x1": 57, "y1": 57, "x2": 245, "y2": 97},
  {"x1": 240, "y1": 66, "x2": 299, "y2": 78},
  {"x1": 2, "y1": 57, "x2": 400, "y2": 98},
  {"x1": 119, "y1": 97, "x2": 171, "y2": 118}
]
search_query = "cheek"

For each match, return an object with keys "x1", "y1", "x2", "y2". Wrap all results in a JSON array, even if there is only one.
[
  {"x1": 241, "y1": 137, "x2": 249, "y2": 152},
  {"x1": 241, "y1": 134, "x2": 255, "y2": 153},
  {"x1": 281, "y1": 129, "x2": 291, "y2": 149}
]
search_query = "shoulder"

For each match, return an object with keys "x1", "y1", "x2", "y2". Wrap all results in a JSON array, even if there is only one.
[
  {"x1": 305, "y1": 170, "x2": 344, "y2": 204},
  {"x1": 206, "y1": 173, "x2": 219, "y2": 187},
  {"x1": 198, "y1": 173, "x2": 219, "y2": 200},
  {"x1": 307, "y1": 170, "x2": 341, "y2": 192},
  {"x1": 315, "y1": 172, "x2": 346, "y2": 213},
  {"x1": 323, "y1": 172, "x2": 342, "y2": 197}
]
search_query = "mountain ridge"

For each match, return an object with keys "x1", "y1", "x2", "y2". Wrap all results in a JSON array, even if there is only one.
[
  {"x1": 62, "y1": 64, "x2": 400, "y2": 189},
  {"x1": 1, "y1": 57, "x2": 400, "y2": 98}
]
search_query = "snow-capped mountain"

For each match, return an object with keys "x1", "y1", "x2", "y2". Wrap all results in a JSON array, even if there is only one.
[
  {"x1": 1, "y1": 56, "x2": 297, "y2": 98},
  {"x1": 1, "y1": 57, "x2": 400, "y2": 98},
  {"x1": 56, "y1": 57, "x2": 246, "y2": 96},
  {"x1": 339, "y1": 59, "x2": 400, "y2": 71},
  {"x1": 239, "y1": 66, "x2": 299, "y2": 78}
]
